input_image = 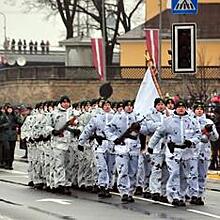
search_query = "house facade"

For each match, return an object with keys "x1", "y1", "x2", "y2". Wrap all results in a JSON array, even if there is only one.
[{"x1": 119, "y1": 0, "x2": 220, "y2": 68}]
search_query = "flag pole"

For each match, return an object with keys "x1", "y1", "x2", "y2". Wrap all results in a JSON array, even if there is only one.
[
  {"x1": 144, "y1": 54, "x2": 163, "y2": 97},
  {"x1": 150, "y1": 66, "x2": 163, "y2": 97},
  {"x1": 150, "y1": 65, "x2": 171, "y2": 116}
]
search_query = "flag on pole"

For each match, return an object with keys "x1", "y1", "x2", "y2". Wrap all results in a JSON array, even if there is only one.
[
  {"x1": 134, "y1": 67, "x2": 160, "y2": 119},
  {"x1": 145, "y1": 29, "x2": 159, "y2": 68},
  {"x1": 167, "y1": 0, "x2": 171, "y2": 9},
  {"x1": 91, "y1": 38, "x2": 104, "y2": 80},
  {"x1": 0, "y1": 55, "x2": 6, "y2": 67}
]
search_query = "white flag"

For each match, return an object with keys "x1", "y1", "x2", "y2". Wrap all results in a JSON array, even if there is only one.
[{"x1": 134, "y1": 68, "x2": 160, "y2": 119}]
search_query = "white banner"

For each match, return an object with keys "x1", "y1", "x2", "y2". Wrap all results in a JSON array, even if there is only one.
[{"x1": 134, "y1": 68, "x2": 160, "y2": 119}]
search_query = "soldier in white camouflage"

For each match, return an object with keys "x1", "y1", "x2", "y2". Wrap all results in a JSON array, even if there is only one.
[
  {"x1": 78, "y1": 100, "x2": 115, "y2": 198},
  {"x1": 148, "y1": 100, "x2": 202, "y2": 207},
  {"x1": 105, "y1": 100, "x2": 141, "y2": 203},
  {"x1": 141, "y1": 98, "x2": 169, "y2": 202},
  {"x1": 48, "y1": 96, "x2": 76, "y2": 195}
]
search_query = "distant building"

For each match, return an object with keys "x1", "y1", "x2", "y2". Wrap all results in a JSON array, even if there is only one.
[{"x1": 118, "y1": 1, "x2": 220, "y2": 67}]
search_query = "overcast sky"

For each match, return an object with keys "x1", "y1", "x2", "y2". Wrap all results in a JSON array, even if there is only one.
[
  {"x1": 0, "y1": 1, "x2": 65, "y2": 49},
  {"x1": 0, "y1": 0, "x2": 146, "y2": 50}
]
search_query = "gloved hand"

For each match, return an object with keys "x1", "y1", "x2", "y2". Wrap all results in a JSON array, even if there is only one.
[
  {"x1": 184, "y1": 140, "x2": 192, "y2": 148},
  {"x1": 52, "y1": 129, "x2": 61, "y2": 136},
  {"x1": 205, "y1": 124, "x2": 213, "y2": 132},
  {"x1": 96, "y1": 136, "x2": 103, "y2": 145},
  {"x1": 78, "y1": 145, "x2": 84, "y2": 152},
  {"x1": 114, "y1": 138, "x2": 122, "y2": 145},
  {"x1": 28, "y1": 138, "x2": 35, "y2": 144},
  {"x1": 43, "y1": 135, "x2": 51, "y2": 142},
  {"x1": 167, "y1": 142, "x2": 175, "y2": 153},
  {"x1": 148, "y1": 147, "x2": 153, "y2": 154},
  {"x1": 72, "y1": 129, "x2": 81, "y2": 137},
  {"x1": 35, "y1": 135, "x2": 44, "y2": 142}
]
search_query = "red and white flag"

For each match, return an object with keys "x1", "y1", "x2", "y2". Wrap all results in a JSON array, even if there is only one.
[
  {"x1": 91, "y1": 38, "x2": 104, "y2": 80},
  {"x1": 0, "y1": 55, "x2": 6, "y2": 66},
  {"x1": 145, "y1": 29, "x2": 159, "y2": 68}
]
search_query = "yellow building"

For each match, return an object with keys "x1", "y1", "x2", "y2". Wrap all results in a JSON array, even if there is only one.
[{"x1": 119, "y1": 0, "x2": 220, "y2": 68}]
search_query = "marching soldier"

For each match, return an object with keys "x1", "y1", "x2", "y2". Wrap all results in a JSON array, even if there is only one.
[
  {"x1": 190, "y1": 102, "x2": 219, "y2": 205},
  {"x1": 48, "y1": 96, "x2": 76, "y2": 194},
  {"x1": 21, "y1": 107, "x2": 38, "y2": 187},
  {"x1": 105, "y1": 100, "x2": 140, "y2": 203},
  {"x1": 78, "y1": 100, "x2": 115, "y2": 198},
  {"x1": 148, "y1": 100, "x2": 202, "y2": 206},
  {"x1": 141, "y1": 98, "x2": 169, "y2": 202},
  {"x1": 77, "y1": 101, "x2": 95, "y2": 191}
]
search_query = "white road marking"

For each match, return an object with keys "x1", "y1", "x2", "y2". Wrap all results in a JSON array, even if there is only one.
[
  {"x1": 111, "y1": 192, "x2": 220, "y2": 218},
  {"x1": 37, "y1": 198, "x2": 72, "y2": 205},
  {"x1": 187, "y1": 209, "x2": 220, "y2": 219},
  {"x1": 0, "y1": 175, "x2": 28, "y2": 178},
  {"x1": 111, "y1": 192, "x2": 173, "y2": 207},
  {"x1": 0, "y1": 168, "x2": 27, "y2": 175},
  {"x1": 0, "y1": 215, "x2": 14, "y2": 220}
]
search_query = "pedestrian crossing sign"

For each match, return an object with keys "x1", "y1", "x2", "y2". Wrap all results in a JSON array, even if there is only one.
[{"x1": 172, "y1": 0, "x2": 198, "y2": 14}]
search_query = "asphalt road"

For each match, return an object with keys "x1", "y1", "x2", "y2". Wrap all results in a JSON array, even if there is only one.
[{"x1": 0, "y1": 160, "x2": 220, "y2": 220}]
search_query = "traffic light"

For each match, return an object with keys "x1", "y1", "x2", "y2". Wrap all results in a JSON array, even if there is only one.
[{"x1": 172, "y1": 23, "x2": 196, "y2": 74}]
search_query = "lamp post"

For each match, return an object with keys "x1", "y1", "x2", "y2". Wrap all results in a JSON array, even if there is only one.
[
  {"x1": 158, "y1": 0, "x2": 162, "y2": 82},
  {"x1": 102, "y1": 0, "x2": 107, "y2": 82},
  {"x1": 0, "y1": 11, "x2": 7, "y2": 50}
]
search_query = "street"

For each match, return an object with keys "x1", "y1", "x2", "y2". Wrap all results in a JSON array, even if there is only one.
[{"x1": 0, "y1": 154, "x2": 220, "y2": 220}]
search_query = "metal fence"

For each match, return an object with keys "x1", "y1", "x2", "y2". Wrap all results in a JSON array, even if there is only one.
[
  {"x1": 0, "y1": 65, "x2": 219, "y2": 81},
  {"x1": 108, "y1": 66, "x2": 220, "y2": 80}
]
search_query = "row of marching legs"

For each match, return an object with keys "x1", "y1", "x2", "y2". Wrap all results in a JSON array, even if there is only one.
[{"x1": 26, "y1": 140, "x2": 208, "y2": 205}]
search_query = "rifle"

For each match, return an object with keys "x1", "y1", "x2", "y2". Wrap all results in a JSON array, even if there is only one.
[
  {"x1": 52, "y1": 116, "x2": 78, "y2": 137},
  {"x1": 114, "y1": 122, "x2": 141, "y2": 145},
  {"x1": 90, "y1": 131, "x2": 106, "y2": 145},
  {"x1": 167, "y1": 140, "x2": 192, "y2": 153}
]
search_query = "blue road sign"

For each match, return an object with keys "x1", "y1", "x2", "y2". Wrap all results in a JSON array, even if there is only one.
[{"x1": 172, "y1": 0, "x2": 198, "y2": 14}]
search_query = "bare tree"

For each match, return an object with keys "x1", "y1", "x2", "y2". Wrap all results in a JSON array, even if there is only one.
[
  {"x1": 77, "y1": 0, "x2": 144, "y2": 65},
  {"x1": 20, "y1": 0, "x2": 144, "y2": 65},
  {"x1": 185, "y1": 49, "x2": 212, "y2": 102},
  {"x1": 22, "y1": 0, "x2": 79, "y2": 39}
]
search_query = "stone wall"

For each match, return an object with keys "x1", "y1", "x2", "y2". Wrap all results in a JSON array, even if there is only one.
[{"x1": 0, "y1": 78, "x2": 219, "y2": 105}]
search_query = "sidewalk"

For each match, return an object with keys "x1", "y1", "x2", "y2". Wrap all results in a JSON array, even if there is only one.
[{"x1": 207, "y1": 170, "x2": 220, "y2": 180}]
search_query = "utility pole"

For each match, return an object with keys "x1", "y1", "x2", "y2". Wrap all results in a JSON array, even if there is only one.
[
  {"x1": 0, "y1": 11, "x2": 7, "y2": 50},
  {"x1": 102, "y1": 0, "x2": 107, "y2": 82},
  {"x1": 158, "y1": 0, "x2": 162, "y2": 82}
]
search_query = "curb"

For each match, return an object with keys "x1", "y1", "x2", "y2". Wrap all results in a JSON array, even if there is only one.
[
  {"x1": 207, "y1": 171, "x2": 220, "y2": 181},
  {"x1": 15, "y1": 158, "x2": 28, "y2": 163}
]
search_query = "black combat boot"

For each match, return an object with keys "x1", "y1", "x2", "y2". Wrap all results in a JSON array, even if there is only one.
[
  {"x1": 98, "y1": 186, "x2": 107, "y2": 198},
  {"x1": 151, "y1": 193, "x2": 160, "y2": 201},
  {"x1": 143, "y1": 191, "x2": 151, "y2": 199},
  {"x1": 121, "y1": 194, "x2": 129, "y2": 203},
  {"x1": 128, "y1": 196, "x2": 135, "y2": 203},
  {"x1": 134, "y1": 186, "x2": 143, "y2": 196}
]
